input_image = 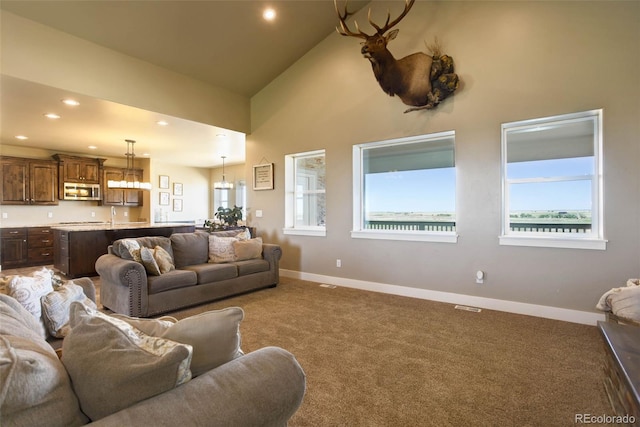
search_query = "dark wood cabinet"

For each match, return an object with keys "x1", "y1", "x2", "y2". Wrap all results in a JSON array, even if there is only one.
[
  {"x1": 0, "y1": 156, "x2": 58, "y2": 205},
  {"x1": 52, "y1": 154, "x2": 105, "y2": 199},
  {"x1": 0, "y1": 226, "x2": 53, "y2": 269},
  {"x1": 53, "y1": 224, "x2": 195, "y2": 278},
  {"x1": 103, "y1": 167, "x2": 143, "y2": 206},
  {"x1": 1, "y1": 228, "x2": 28, "y2": 269}
]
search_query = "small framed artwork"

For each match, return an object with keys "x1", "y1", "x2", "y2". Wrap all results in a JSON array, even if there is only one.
[
  {"x1": 253, "y1": 163, "x2": 274, "y2": 190},
  {"x1": 159, "y1": 191, "x2": 170, "y2": 206},
  {"x1": 173, "y1": 199, "x2": 183, "y2": 212},
  {"x1": 173, "y1": 182, "x2": 183, "y2": 196},
  {"x1": 159, "y1": 175, "x2": 170, "y2": 189}
]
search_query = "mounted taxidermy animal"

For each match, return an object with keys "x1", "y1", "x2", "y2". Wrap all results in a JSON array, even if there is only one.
[{"x1": 334, "y1": 0, "x2": 459, "y2": 113}]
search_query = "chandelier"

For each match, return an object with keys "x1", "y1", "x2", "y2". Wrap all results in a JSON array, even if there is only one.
[
  {"x1": 214, "y1": 156, "x2": 233, "y2": 190},
  {"x1": 107, "y1": 139, "x2": 152, "y2": 190}
]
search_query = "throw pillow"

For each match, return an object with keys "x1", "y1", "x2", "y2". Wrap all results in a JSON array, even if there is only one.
[
  {"x1": 233, "y1": 237, "x2": 263, "y2": 261},
  {"x1": 0, "y1": 295, "x2": 89, "y2": 427},
  {"x1": 235, "y1": 228, "x2": 251, "y2": 240},
  {"x1": 154, "y1": 245, "x2": 175, "y2": 274},
  {"x1": 113, "y1": 307, "x2": 244, "y2": 377},
  {"x1": 209, "y1": 235, "x2": 239, "y2": 263},
  {"x1": 115, "y1": 238, "x2": 142, "y2": 262},
  {"x1": 41, "y1": 282, "x2": 97, "y2": 338},
  {"x1": 62, "y1": 302, "x2": 193, "y2": 421},
  {"x1": 7, "y1": 274, "x2": 54, "y2": 336},
  {"x1": 140, "y1": 247, "x2": 162, "y2": 276}
]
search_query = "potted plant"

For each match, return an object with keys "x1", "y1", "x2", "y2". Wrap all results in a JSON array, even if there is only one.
[{"x1": 203, "y1": 205, "x2": 244, "y2": 231}]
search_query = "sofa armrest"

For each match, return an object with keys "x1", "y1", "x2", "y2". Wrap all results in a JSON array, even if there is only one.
[
  {"x1": 95, "y1": 254, "x2": 148, "y2": 316},
  {"x1": 91, "y1": 346, "x2": 306, "y2": 427},
  {"x1": 262, "y1": 244, "x2": 282, "y2": 265}
]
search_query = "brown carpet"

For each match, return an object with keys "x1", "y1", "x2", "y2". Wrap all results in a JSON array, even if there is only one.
[{"x1": 156, "y1": 277, "x2": 611, "y2": 427}]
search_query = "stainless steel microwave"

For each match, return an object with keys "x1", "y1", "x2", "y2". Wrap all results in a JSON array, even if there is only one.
[{"x1": 63, "y1": 182, "x2": 101, "y2": 201}]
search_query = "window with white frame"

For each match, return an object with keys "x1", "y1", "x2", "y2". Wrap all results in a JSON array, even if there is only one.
[
  {"x1": 284, "y1": 150, "x2": 326, "y2": 236},
  {"x1": 352, "y1": 132, "x2": 457, "y2": 243},
  {"x1": 500, "y1": 109, "x2": 605, "y2": 250}
]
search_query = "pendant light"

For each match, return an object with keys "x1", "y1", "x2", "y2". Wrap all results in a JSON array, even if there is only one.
[
  {"x1": 214, "y1": 156, "x2": 234, "y2": 190},
  {"x1": 107, "y1": 139, "x2": 152, "y2": 190}
]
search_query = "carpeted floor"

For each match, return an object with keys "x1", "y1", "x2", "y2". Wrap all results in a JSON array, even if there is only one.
[
  {"x1": 1, "y1": 267, "x2": 613, "y2": 425},
  {"x1": 164, "y1": 276, "x2": 611, "y2": 426}
]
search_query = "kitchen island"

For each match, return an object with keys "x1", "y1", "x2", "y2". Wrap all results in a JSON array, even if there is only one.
[{"x1": 52, "y1": 222, "x2": 195, "y2": 278}]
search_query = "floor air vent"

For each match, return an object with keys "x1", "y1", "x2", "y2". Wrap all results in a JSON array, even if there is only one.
[{"x1": 454, "y1": 305, "x2": 482, "y2": 313}]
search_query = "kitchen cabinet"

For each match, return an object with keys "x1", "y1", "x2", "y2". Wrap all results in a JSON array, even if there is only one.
[
  {"x1": 53, "y1": 224, "x2": 195, "y2": 278},
  {"x1": 1, "y1": 228, "x2": 27, "y2": 269},
  {"x1": 0, "y1": 226, "x2": 54, "y2": 269},
  {"x1": 103, "y1": 167, "x2": 143, "y2": 206},
  {"x1": 0, "y1": 156, "x2": 58, "y2": 205},
  {"x1": 52, "y1": 154, "x2": 105, "y2": 199}
]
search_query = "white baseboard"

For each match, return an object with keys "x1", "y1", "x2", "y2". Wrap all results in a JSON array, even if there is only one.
[{"x1": 280, "y1": 269, "x2": 605, "y2": 326}]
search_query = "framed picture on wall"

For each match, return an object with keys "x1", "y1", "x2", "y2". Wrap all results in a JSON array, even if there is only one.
[
  {"x1": 253, "y1": 163, "x2": 274, "y2": 190},
  {"x1": 159, "y1": 192, "x2": 170, "y2": 205},
  {"x1": 159, "y1": 175, "x2": 170, "y2": 189},
  {"x1": 173, "y1": 199, "x2": 183, "y2": 212},
  {"x1": 173, "y1": 182, "x2": 183, "y2": 196}
]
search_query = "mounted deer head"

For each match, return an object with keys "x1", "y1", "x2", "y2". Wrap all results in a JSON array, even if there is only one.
[{"x1": 334, "y1": 0, "x2": 459, "y2": 113}]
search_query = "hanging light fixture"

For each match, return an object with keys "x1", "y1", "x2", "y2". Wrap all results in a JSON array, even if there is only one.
[
  {"x1": 107, "y1": 139, "x2": 152, "y2": 190},
  {"x1": 214, "y1": 156, "x2": 234, "y2": 190}
]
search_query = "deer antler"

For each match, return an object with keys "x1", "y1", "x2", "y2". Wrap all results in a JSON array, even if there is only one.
[
  {"x1": 368, "y1": 0, "x2": 415, "y2": 35},
  {"x1": 334, "y1": 0, "x2": 370, "y2": 39}
]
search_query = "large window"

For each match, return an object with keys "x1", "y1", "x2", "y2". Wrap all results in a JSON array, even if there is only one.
[
  {"x1": 500, "y1": 109, "x2": 605, "y2": 250},
  {"x1": 284, "y1": 150, "x2": 326, "y2": 236},
  {"x1": 352, "y1": 132, "x2": 457, "y2": 243}
]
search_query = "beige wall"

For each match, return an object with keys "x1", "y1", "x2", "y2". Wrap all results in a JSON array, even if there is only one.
[{"x1": 248, "y1": 1, "x2": 640, "y2": 314}]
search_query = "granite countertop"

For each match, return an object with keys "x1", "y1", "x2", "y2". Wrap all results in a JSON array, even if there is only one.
[{"x1": 49, "y1": 222, "x2": 195, "y2": 231}]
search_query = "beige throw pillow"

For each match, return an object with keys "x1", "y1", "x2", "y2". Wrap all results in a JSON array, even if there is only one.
[
  {"x1": 140, "y1": 247, "x2": 161, "y2": 276},
  {"x1": 209, "y1": 235, "x2": 239, "y2": 263},
  {"x1": 41, "y1": 282, "x2": 97, "y2": 338},
  {"x1": 113, "y1": 307, "x2": 245, "y2": 377},
  {"x1": 154, "y1": 245, "x2": 175, "y2": 273},
  {"x1": 233, "y1": 237, "x2": 263, "y2": 261},
  {"x1": 62, "y1": 302, "x2": 192, "y2": 421}
]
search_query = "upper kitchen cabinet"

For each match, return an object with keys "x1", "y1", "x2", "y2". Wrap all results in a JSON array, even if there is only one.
[
  {"x1": 0, "y1": 156, "x2": 58, "y2": 205},
  {"x1": 52, "y1": 154, "x2": 105, "y2": 183},
  {"x1": 103, "y1": 167, "x2": 143, "y2": 206}
]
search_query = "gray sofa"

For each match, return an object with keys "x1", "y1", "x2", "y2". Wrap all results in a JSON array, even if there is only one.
[
  {"x1": 95, "y1": 230, "x2": 282, "y2": 317},
  {"x1": 0, "y1": 293, "x2": 306, "y2": 426}
]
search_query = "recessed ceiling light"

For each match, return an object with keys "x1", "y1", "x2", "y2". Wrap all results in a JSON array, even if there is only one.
[
  {"x1": 142, "y1": 153, "x2": 150, "y2": 157},
  {"x1": 15, "y1": 135, "x2": 28, "y2": 140},
  {"x1": 88, "y1": 145, "x2": 97, "y2": 150},
  {"x1": 216, "y1": 133, "x2": 227, "y2": 138},
  {"x1": 263, "y1": 8, "x2": 276, "y2": 21},
  {"x1": 44, "y1": 113, "x2": 61, "y2": 119},
  {"x1": 62, "y1": 99, "x2": 80, "y2": 106},
  {"x1": 157, "y1": 120, "x2": 169, "y2": 126}
]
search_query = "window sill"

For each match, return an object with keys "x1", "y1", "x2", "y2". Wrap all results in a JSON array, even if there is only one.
[
  {"x1": 499, "y1": 234, "x2": 607, "y2": 250},
  {"x1": 283, "y1": 228, "x2": 326, "y2": 237},
  {"x1": 351, "y1": 230, "x2": 458, "y2": 243}
]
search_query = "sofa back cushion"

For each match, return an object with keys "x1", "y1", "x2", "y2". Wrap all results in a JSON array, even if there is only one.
[
  {"x1": 170, "y1": 232, "x2": 209, "y2": 268},
  {"x1": 0, "y1": 294, "x2": 89, "y2": 427}
]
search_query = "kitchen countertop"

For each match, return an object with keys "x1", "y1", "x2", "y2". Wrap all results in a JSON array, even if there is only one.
[{"x1": 49, "y1": 222, "x2": 195, "y2": 232}]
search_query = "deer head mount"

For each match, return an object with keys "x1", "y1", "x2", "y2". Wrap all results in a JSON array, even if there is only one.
[{"x1": 335, "y1": 0, "x2": 459, "y2": 113}]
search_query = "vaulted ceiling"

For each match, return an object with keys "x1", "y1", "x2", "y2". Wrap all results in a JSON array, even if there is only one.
[{"x1": 0, "y1": 0, "x2": 368, "y2": 167}]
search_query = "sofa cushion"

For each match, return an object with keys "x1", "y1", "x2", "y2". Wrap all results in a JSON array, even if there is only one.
[
  {"x1": 236, "y1": 259, "x2": 271, "y2": 276},
  {"x1": 62, "y1": 302, "x2": 192, "y2": 421},
  {"x1": 6, "y1": 271, "x2": 54, "y2": 336},
  {"x1": 0, "y1": 294, "x2": 89, "y2": 427},
  {"x1": 183, "y1": 263, "x2": 238, "y2": 284},
  {"x1": 41, "y1": 282, "x2": 97, "y2": 338},
  {"x1": 233, "y1": 237, "x2": 263, "y2": 261},
  {"x1": 147, "y1": 269, "x2": 198, "y2": 294},
  {"x1": 171, "y1": 232, "x2": 209, "y2": 268},
  {"x1": 112, "y1": 307, "x2": 244, "y2": 377}
]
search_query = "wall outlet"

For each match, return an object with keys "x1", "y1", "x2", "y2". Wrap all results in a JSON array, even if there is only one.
[
  {"x1": 2, "y1": 212, "x2": 7, "y2": 219},
  {"x1": 47, "y1": 212, "x2": 53, "y2": 218},
  {"x1": 476, "y1": 270, "x2": 485, "y2": 284},
  {"x1": 124, "y1": 211, "x2": 128, "y2": 217},
  {"x1": 336, "y1": 259, "x2": 342, "y2": 268},
  {"x1": 255, "y1": 210, "x2": 263, "y2": 218},
  {"x1": 91, "y1": 211, "x2": 96, "y2": 217}
]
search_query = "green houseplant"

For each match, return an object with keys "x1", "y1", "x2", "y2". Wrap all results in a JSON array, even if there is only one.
[{"x1": 204, "y1": 205, "x2": 243, "y2": 231}]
